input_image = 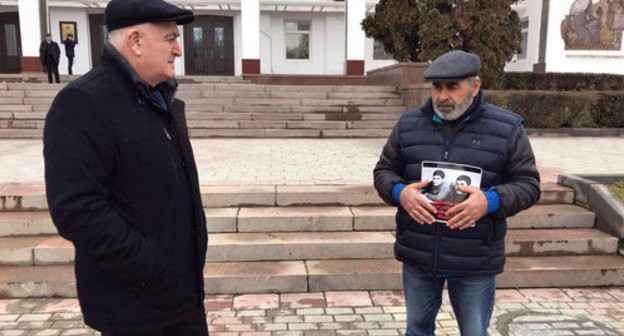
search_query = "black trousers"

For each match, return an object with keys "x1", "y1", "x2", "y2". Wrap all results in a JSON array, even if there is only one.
[
  {"x1": 46, "y1": 63, "x2": 60, "y2": 83},
  {"x1": 67, "y1": 56, "x2": 74, "y2": 75},
  {"x1": 101, "y1": 309, "x2": 209, "y2": 336}
]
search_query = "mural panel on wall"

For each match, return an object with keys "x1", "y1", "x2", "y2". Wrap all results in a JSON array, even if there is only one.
[{"x1": 561, "y1": 0, "x2": 624, "y2": 50}]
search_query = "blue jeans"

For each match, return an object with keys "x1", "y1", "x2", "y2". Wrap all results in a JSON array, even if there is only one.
[{"x1": 403, "y1": 263, "x2": 496, "y2": 336}]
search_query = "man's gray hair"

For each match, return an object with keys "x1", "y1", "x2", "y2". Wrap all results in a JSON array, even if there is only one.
[
  {"x1": 468, "y1": 76, "x2": 479, "y2": 86},
  {"x1": 106, "y1": 27, "x2": 130, "y2": 48}
]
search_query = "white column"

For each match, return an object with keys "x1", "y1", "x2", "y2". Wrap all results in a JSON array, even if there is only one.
[
  {"x1": 18, "y1": 0, "x2": 44, "y2": 58},
  {"x1": 241, "y1": 0, "x2": 260, "y2": 74},
  {"x1": 345, "y1": 0, "x2": 366, "y2": 74}
]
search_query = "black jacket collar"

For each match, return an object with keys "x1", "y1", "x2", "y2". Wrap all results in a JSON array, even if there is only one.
[{"x1": 100, "y1": 42, "x2": 178, "y2": 108}]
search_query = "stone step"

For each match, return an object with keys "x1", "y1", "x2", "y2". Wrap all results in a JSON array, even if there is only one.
[
  {"x1": 0, "y1": 208, "x2": 240, "y2": 237},
  {"x1": 6, "y1": 83, "x2": 66, "y2": 90},
  {"x1": 0, "y1": 105, "x2": 32, "y2": 112},
  {"x1": 307, "y1": 255, "x2": 624, "y2": 291},
  {"x1": 237, "y1": 206, "x2": 353, "y2": 232},
  {"x1": 321, "y1": 129, "x2": 392, "y2": 138},
  {"x1": 0, "y1": 261, "x2": 309, "y2": 297},
  {"x1": 347, "y1": 121, "x2": 399, "y2": 129},
  {"x1": 351, "y1": 204, "x2": 595, "y2": 231},
  {"x1": 187, "y1": 98, "x2": 405, "y2": 107},
  {"x1": 0, "y1": 183, "x2": 574, "y2": 212},
  {"x1": 2, "y1": 254, "x2": 624, "y2": 297},
  {"x1": 0, "y1": 228, "x2": 616, "y2": 266},
  {"x1": 0, "y1": 97, "x2": 24, "y2": 104},
  {"x1": 207, "y1": 232, "x2": 395, "y2": 262},
  {"x1": 0, "y1": 90, "x2": 24, "y2": 98},
  {"x1": 261, "y1": 85, "x2": 397, "y2": 93},
  {"x1": 0, "y1": 204, "x2": 595, "y2": 237},
  {"x1": 0, "y1": 232, "x2": 394, "y2": 265},
  {"x1": 0, "y1": 129, "x2": 43, "y2": 139},
  {"x1": 505, "y1": 228, "x2": 618, "y2": 256}
]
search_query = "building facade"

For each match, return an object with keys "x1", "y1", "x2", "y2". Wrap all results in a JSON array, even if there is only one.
[
  {"x1": 1, "y1": 0, "x2": 622, "y2": 76},
  {"x1": 506, "y1": 0, "x2": 624, "y2": 74},
  {"x1": 0, "y1": 0, "x2": 396, "y2": 76}
]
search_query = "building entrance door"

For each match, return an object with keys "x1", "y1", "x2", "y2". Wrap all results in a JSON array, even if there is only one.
[
  {"x1": 89, "y1": 14, "x2": 106, "y2": 68},
  {"x1": 184, "y1": 15, "x2": 234, "y2": 76},
  {"x1": 0, "y1": 13, "x2": 22, "y2": 73}
]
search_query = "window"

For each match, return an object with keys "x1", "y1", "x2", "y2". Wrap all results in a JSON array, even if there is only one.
[
  {"x1": 4, "y1": 24, "x2": 17, "y2": 57},
  {"x1": 285, "y1": 20, "x2": 310, "y2": 60},
  {"x1": 518, "y1": 19, "x2": 529, "y2": 60},
  {"x1": 373, "y1": 40, "x2": 393, "y2": 60}
]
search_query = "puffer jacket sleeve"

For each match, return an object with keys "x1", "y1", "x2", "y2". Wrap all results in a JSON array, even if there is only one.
[
  {"x1": 373, "y1": 124, "x2": 407, "y2": 206},
  {"x1": 494, "y1": 125, "x2": 541, "y2": 218}
]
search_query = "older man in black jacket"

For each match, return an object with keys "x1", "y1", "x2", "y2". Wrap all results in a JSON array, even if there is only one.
[
  {"x1": 43, "y1": 0, "x2": 208, "y2": 335},
  {"x1": 374, "y1": 50, "x2": 540, "y2": 336}
]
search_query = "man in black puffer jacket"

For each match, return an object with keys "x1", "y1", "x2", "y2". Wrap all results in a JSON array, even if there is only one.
[
  {"x1": 43, "y1": 0, "x2": 208, "y2": 334},
  {"x1": 374, "y1": 50, "x2": 540, "y2": 336}
]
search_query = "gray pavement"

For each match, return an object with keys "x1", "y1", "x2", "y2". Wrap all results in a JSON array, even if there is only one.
[
  {"x1": 0, "y1": 289, "x2": 623, "y2": 335},
  {"x1": 1, "y1": 137, "x2": 623, "y2": 185}
]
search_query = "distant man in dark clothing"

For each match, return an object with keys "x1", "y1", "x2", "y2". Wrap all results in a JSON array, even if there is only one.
[
  {"x1": 63, "y1": 34, "x2": 76, "y2": 75},
  {"x1": 39, "y1": 33, "x2": 60, "y2": 83},
  {"x1": 43, "y1": 0, "x2": 208, "y2": 335}
]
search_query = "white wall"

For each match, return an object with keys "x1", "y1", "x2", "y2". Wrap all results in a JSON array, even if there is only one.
[
  {"x1": 234, "y1": 12, "x2": 242, "y2": 76},
  {"x1": 49, "y1": 7, "x2": 91, "y2": 75},
  {"x1": 260, "y1": 13, "x2": 273, "y2": 74},
  {"x1": 545, "y1": 0, "x2": 624, "y2": 74},
  {"x1": 325, "y1": 13, "x2": 345, "y2": 74},
  {"x1": 262, "y1": 12, "x2": 345, "y2": 75},
  {"x1": 365, "y1": 37, "x2": 396, "y2": 72},
  {"x1": 174, "y1": 25, "x2": 185, "y2": 76},
  {"x1": 506, "y1": 0, "x2": 543, "y2": 72}
]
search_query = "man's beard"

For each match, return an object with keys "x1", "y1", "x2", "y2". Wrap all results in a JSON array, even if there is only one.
[{"x1": 433, "y1": 92, "x2": 475, "y2": 121}]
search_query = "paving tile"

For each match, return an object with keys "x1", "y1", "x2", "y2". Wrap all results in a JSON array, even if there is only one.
[
  {"x1": 32, "y1": 300, "x2": 80, "y2": 314},
  {"x1": 234, "y1": 295, "x2": 280, "y2": 310},
  {"x1": 325, "y1": 292, "x2": 373, "y2": 308},
  {"x1": 281, "y1": 293, "x2": 326, "y2": 309},
  {"x1": 495, "y1": 289, "x2": 530, "y2": 303},
  {"x1": 369, "y1": 291, "x2": 404, "y2": 307},
  {"x1": 520, "y1": 289, "x2": 573, "y2": 302},
  {"x1": 205, "y1": 295, "x2": 234, "y2": 312}
]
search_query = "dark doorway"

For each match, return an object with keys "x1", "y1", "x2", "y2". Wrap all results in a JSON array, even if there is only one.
[
  {"x1": 89, "y1": 14, "x2": 106, "y2": 68},
  {"x1": 184, "y1": 15, "x2": 234, "y2": 76},
  {"x1": 0, "y1": 13, "x2": 22, "y2": 73}
]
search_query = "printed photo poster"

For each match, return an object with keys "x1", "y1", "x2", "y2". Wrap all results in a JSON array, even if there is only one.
[{"x1": 419, "y1": 161, "x2": 483, "y2": 223}]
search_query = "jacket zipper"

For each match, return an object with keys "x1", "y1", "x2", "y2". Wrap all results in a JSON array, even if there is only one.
[
  {"x1": 431, "y1": 116, "x2": 445, "y2": 274},
  {"x1": 430, "y1": 114, "x2": 472, "y2": 274}
]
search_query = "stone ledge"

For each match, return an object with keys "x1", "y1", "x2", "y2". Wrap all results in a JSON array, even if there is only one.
[{"x1": 559, "y1": 173, "x2": 624, "y2": 239}]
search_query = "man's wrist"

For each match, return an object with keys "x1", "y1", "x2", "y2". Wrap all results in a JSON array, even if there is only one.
[
  {"x1": 392, "y1": 183, "x2": 407, "y2": 206},
  {"x1": 484, "y1": 188, "x2": 500, "y2": 214}
]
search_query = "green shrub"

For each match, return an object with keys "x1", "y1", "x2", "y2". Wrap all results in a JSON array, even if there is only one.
[
  {"x1": 501, "y1": 73, "x2": 624, "y2": 91},
  {"x1": 485, "y1": 91, "x2": 624, "y2": 128}
]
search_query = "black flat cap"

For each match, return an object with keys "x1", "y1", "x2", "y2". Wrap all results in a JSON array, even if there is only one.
[
  {"x1": 106, "y1": 0, "x2": 194, "y2": 32},
  {"x1": 424, "y1": 50, "x2": 481, "y2": 81}
]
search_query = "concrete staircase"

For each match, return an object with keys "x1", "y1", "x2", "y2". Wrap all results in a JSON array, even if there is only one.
[
  {"x1": 0, "y1": 180, "x2": 623, "y2": 298},
  {"x1": 0, "y1": 81, "x2": 402, "y2": 139}
]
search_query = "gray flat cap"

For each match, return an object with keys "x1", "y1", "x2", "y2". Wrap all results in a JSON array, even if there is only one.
[{"x1": 423, "y1": 50, "x2": 481, "y2": 81}]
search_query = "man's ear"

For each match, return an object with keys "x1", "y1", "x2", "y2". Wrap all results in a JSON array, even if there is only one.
[
  {"x1": 127, "y1": 29, "x2": 143, "y2": 56},
  {"x1": 472, "y1": 77, "x2": 482, "y2": 97}
]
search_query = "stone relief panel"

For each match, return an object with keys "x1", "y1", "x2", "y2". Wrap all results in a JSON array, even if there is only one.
[{"x1": 561, "y1": 0, "x2": 624, "y2": 50}]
